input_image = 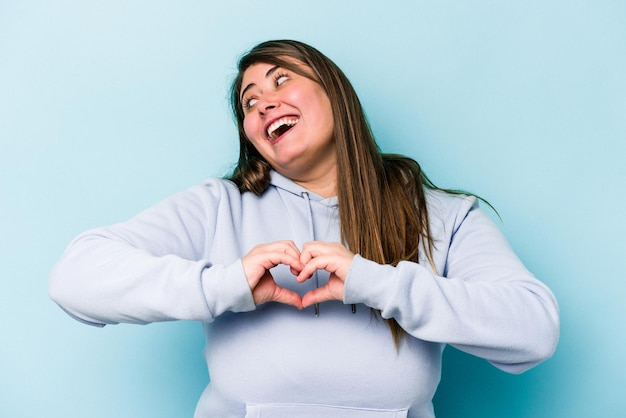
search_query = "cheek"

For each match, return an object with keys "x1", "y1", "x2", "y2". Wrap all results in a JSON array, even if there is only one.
[
  {"x1": 316, "y1": 97, "x2": 335, "y2": 133},
  {"x1": 242, "y1": 117, "x2": 257, "y2": 141},
  {"x1": 306, "y1": 88, "x2": 333, "y2": 126}
]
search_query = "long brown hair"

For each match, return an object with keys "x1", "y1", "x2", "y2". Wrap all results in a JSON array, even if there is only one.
[{"x1": 229, "y1": 40, "x2": 437, "y2": 346}]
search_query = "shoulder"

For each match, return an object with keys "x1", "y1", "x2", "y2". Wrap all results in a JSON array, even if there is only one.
[
  {"x1": 423, "y1": 188, "x2": 500, "y2": 245},
  {"x1": 192, "y1": 177, "x2": 281, "y2": 213},
  {"x1": 140, "y1": 177, "x2": 245, "y2": 218},
  {"x1": 196, "y1": 177, "x2": 241, "y2": 196},
  {"x1": 175, "y1": 177, "x2": 244, "y2": 203},
  {"x1": 425, "y1": 189, "x2": 478, "y2": 223}
]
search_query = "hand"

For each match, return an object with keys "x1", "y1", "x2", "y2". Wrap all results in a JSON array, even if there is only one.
[
  {"x1": 297, "y1": 241, "x2": 355, "y2": 309},
  {"x1": 241, "y1": 241, "x2": 304, "y2": 309}
]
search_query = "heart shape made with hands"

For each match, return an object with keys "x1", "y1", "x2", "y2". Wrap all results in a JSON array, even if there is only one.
[{"x1": 242, "y1": 240, "x2": 355, "y2": 310}]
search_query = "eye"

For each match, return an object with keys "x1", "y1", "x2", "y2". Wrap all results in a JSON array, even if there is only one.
[
  {"x1": 242, "y1": 97, "x2": 258, "y2": 110},
  {"x1": 274, "y1": 71, "x2": 289, "y2": 86}
]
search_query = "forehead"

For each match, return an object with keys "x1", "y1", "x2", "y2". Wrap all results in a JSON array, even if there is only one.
[
  {"x1": 240, "y1": 59, "x2": 318, "y2": 87},
  {"x1": 241, "y1": 62, "x2": 277, "y2": 86}
]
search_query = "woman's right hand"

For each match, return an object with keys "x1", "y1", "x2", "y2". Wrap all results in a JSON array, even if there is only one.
[{"x1": 241, "y1": 240, "x2": 304, "y2": 309}]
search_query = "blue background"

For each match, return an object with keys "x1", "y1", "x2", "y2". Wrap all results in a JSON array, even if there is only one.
[{"x1": 1, "y1": 1, "x2": 624, "y2": 416}]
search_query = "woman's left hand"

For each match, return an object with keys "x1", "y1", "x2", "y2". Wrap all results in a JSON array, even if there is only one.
[{"x1": 297, "y1": 241, "x2": 355, "y2": 308}]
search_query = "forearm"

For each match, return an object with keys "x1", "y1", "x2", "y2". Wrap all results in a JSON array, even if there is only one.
[
  {"x1": 49, "y1": 181, "x2": 257, "y2": 326},
  {"x1": 344, "y1": 255, "x2": 558, "y2": 372},
  {"x1": 49, "y1": 231, "x2": 255, "y2": 325}
]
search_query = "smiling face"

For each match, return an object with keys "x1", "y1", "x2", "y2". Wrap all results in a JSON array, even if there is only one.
[{"x1": 239, "y1": 61, "x2": 337, "y2": 193}]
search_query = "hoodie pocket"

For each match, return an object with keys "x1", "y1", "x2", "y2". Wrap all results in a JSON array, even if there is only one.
[{"x1": 245, "y1": 403, "x2": 408, "y2": 417}]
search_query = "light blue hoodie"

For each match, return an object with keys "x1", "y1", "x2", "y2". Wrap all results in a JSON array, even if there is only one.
[{"x1": 49, "y1": 171, "x2": 559, "y2": 418}]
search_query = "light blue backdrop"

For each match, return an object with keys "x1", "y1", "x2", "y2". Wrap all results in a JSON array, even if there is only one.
[{"x1": 1, "y1": 0, "x2": 624, "y2": 417}]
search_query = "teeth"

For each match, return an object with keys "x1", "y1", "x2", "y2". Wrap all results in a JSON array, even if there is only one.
[{"x1": 267, "y1": 117, "x2": 299, "y2": 140}]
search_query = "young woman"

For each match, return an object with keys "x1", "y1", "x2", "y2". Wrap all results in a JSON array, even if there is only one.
[{"x1": 49, "y1": 40, "x2": 559, "y2": 417}]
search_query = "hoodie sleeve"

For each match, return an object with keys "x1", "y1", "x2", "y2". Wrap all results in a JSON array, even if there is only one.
[
  {"x1": 48, "y1": 179, "x2": 256, "y2": 326},
  {"x1": 343, "y1": 194, "x2": 559, "y2": 374}
]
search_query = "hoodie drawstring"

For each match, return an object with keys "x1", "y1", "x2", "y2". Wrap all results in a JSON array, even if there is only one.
[
  {"x1": 301, "y1": 192, "x2": 320, "y2": 316},
  {"x1": 301, "y1": 191, "x2": 356, "y2": 316}
]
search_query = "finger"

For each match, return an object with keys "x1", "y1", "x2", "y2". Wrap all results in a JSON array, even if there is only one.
[
  {"x1": 270, "y1": 286, "x2": 304, "y2": 310},
  {"x1": 299, "y1": 241, "x2": 329, "y2": 264},
  {"x1": 296, "y1": 254, "x2": 340, "y2": 283},
  {"x1": 277, "y1": 240, "x2": 302, "y2": 260},
  {"x1": 248, "y1": 241, "x2": 301, "y2": 262},
  {"x1": 263, "y1": 240, "x2": 302, "y2": 259},
  {"x1": 268, "y1": 240, "x2": 305, "y2": 270},
  {"x1": 297, "y1": 243, "x2": 333, "y2": 283},
  {"x1": 301, "y1": 284, "x2": 340, "y2": 308},
  {"x1": 300, "y1": 241, "x2": 353, "y2": 264},
  {"x1": 252, "y1": 274, "x2": 303, "y2": 309},
  {"x1": 295, "y1": 256, "x2": 325, "y2": 283},
  {"x1": 264, "y1": 252, "x2": 304, "y2": 273},
  {"x1": 244, "y1": 257, "x2": 302, "y2": 295},
  {"x1": 252, "y1": 251, "x2": 303, "y2": 274}
]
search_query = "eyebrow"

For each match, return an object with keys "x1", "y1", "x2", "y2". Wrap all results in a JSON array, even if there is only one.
[{"x1": 240, "y1": 65, "x2": 281, "y2": 102}]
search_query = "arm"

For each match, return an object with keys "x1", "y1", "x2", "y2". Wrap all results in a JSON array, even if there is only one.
[
  {"x1": 345, "y1": 197, "x2": 559, "y2": 373},
  {"x1": 307, "y1": 196, "x2": 559, "y2": 373},
  {"x1": 48, "y1": 180, "x2": 256, "y2": 326}
]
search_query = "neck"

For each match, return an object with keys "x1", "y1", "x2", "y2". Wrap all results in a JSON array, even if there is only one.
[
  {"x1": 291, "y1": 165, "x2": 337, "y2": 198},
  {"x1": 295, "y1": 177, "x2": 337, "y2": 198}
]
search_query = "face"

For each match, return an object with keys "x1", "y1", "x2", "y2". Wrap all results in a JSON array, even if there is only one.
[{"x1": 240, "y1": 62, "x2": 336, "y2": 184}]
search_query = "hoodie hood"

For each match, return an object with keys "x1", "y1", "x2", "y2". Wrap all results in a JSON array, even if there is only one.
[{"x1": 269, "y1": 170, "x2": 338, "y2": 209}]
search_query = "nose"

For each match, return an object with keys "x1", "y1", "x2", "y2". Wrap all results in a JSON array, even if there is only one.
[{"x1": 258, "y1": 95, "x2": 279, "y2": 116}]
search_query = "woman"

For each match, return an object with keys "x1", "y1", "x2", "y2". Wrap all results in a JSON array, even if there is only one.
[{"x1": 49, "y1": 40, "x2": 559, "y2": 417}]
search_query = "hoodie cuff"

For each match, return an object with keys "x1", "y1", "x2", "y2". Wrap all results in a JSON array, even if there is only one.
[
  {"x1": 343, "y1": 254, "x2": 396, "y2": 311},
  {"x1": 201, "y1": 259, "x2": 256, "y2": 319}
]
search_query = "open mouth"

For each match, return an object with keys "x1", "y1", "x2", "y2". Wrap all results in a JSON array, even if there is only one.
[{"x1": 267, "y1": 117, "x2": 299, "y2": 141}]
